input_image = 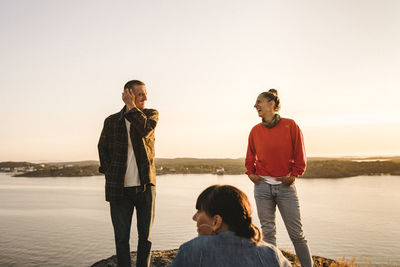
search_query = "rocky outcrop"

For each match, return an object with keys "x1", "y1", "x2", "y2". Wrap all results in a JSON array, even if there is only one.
[
  {"x1": 90, "y1": 250, "x2": 177, "y2": 267},
  {"x1": 90, "y1": 249, "x2": 346, "y2": 267}
]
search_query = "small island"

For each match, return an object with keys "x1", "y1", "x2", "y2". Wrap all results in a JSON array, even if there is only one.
[{"x1": 1, "y1": 157, "x2": 400, "y2": 179}]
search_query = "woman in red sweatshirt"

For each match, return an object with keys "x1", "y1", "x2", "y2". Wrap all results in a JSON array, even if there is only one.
[{"x1": 245, "y1": 89, "x2": 313, "y2": 267}]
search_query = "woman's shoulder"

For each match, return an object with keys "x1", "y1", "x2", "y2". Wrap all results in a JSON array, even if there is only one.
[
  {"x1": 256, "y1": 241, "x2": 292, "y2": 266},
  {"x1": 178, "y1": 235, "x2": 214, "y2": 251},
  {"x1": 256, "y1": 240, "x2": 279, "y2": 252},
  {"x1": 177, "y1": 232, "x2": 263, "y2": 258},
  {"x1": 179, "y1": 231, "x2": 241, "y2": 251},
  {"x1": 250, "y1": 122, "x2": 264, "y2": 132},
  {"x1": 279, "y1": 117, "x2": 300, "y2": 128},
  {"x1": 279, "y1": 117, "x2": 296, "y2": 124},
  {"x1": 172, "y1": 236, "x2": 211, "y2": 266}
]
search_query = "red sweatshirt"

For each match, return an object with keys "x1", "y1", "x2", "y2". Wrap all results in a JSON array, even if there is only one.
[{"x1": 245, "y1": 118, "x2": 306, "y2": 177}]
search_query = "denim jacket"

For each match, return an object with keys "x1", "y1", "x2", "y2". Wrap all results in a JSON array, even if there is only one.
[{"x1": 171, "y1": 231, "x2": 291, "y2": 267}]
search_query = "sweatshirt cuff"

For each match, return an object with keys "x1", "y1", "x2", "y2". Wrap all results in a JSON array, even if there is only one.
[
  {"x1": 291, "y1": 170, "x2": 304, "y2": 177},
  {"x1": 245, "y1": 169, "x2": 255, "y2": 175}
]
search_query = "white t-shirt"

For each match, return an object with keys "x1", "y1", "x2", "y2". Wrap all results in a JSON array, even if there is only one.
[
  {"x1": 124, "y1": 119, "x2": 141, "y2": 187},
  {"x1": 259, "y1": 174, "x2": 282, "y2": 185}
]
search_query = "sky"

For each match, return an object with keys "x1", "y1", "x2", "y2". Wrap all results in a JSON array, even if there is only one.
[{"x1": 1, "y1": 0, "x2": 399, "y2": 162}]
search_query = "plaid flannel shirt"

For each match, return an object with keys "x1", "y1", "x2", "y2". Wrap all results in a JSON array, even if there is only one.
[{"x1": 98, "y1": 106, "x2": 159, "y2": 201}]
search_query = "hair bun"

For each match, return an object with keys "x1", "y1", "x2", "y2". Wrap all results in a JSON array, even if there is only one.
[{"x1": 268, "y1": 88, "x2": 278, "y2": 97}]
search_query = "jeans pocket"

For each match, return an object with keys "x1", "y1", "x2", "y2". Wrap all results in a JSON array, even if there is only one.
[{"x1": 279, "y1": 184, "x2": 297, "y2": 195}]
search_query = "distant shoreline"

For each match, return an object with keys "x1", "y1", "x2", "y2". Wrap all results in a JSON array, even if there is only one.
[{"x1": 1, "y1": 157, "x2": 400, "y2": 178}]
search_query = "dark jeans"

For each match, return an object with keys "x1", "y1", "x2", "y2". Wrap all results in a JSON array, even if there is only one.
[{"x1": 110, "y1": 185, "x2": 156, "y2": 267}]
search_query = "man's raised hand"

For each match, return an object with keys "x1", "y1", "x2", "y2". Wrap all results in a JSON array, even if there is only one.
[{"x1": 122, "y1": 89, "x2": 136, "y2": 111}]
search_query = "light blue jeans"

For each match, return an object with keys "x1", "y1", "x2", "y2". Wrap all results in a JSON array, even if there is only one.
[{"x1": 254, "y1": 181, "x2": 313, "y2": 267}]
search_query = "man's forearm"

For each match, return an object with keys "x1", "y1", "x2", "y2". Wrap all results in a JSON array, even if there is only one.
[{"x1": 125, "y1": 109, "x2": 158, "y2": 137}]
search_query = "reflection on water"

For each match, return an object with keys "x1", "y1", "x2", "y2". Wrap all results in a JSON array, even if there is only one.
[{"x1": 0, "y1": 173, "x2": 399, "y2": 266}]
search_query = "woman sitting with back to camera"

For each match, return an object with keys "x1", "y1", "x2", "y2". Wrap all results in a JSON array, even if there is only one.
[{"x1": 171, "y1": 185, "x2": 291, "y2": 267}]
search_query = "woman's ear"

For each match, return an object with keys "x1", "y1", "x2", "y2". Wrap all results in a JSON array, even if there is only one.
[{"x1": 213, "y1": 215, "x2": 223, "y2": 231}]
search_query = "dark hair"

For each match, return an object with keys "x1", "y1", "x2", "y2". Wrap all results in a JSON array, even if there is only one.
[
  {"x1": 124, "y1": 80, "x2": 145, "y2": 90},
  {"x1": 195, "y1": 185, "x2": 262, "y2": 243},
  {"x1": 260, "y1": 88, "x2": 281, "y2": 112}
]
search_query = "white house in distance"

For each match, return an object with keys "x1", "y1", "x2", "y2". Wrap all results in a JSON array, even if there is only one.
[{"x1": 216, "y1": 167, "x2": 224, "y2": 175}]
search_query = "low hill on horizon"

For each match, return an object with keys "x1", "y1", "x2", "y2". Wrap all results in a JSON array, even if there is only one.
[
  {"x1": 2, "y1": 156, "x2": 400, "y2": 178},
  {"x1": 3, "y1": 155, "x2": 400, "y2": 166}
]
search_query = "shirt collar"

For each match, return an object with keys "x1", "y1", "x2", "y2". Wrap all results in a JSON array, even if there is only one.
[{"x1": 118, "y1": 106, "x2": 127, "y2": 121}]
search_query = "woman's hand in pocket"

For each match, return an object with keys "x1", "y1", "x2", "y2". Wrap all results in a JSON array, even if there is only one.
[
  {"x1": 248, "y1": 174, "x2": 264, "y2": 184},
  {"x1": 276, "y1": 174, "x2": 295, "y2": 186}
]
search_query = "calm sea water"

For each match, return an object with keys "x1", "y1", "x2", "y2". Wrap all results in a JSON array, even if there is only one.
[{"x1": 0, "y1": 173, "x2": 399, "y2": 266}]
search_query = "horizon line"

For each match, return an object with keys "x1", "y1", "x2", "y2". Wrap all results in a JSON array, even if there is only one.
[{"x1": 2, "y1": 155, "x2": 400, "y2": 164}]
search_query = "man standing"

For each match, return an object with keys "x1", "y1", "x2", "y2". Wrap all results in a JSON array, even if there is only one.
[{"x1": 98, "y1": 80, "x2": 158, "y2": 267}]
